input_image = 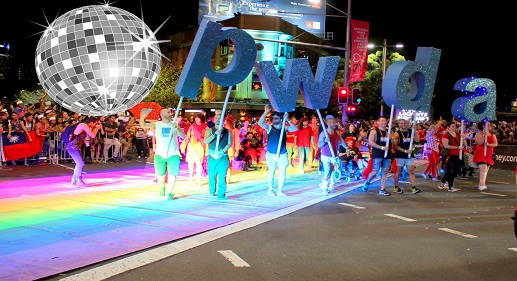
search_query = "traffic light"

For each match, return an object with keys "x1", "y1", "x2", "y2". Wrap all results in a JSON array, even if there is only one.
[
  {"x1": 351, "y1": 88, "x2": 362, "y2": 105},
  {"x1": 346, "y1": 105, "x2": 357, "y2": 116},
  {"x1": 338, "y1": 87, "x2": 349, "y2": 104}
]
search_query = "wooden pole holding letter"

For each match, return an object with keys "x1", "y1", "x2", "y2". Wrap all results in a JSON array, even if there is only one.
[
  {"x1": 459, "y1": 120, "x2": 464, "y2": 160},
  {"x1": 384, "y1": 104, "x2": 395, "y2": 158}
]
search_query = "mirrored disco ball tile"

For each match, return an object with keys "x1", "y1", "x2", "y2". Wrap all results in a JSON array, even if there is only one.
[{"x1": 35, "y1": 5, "x2": 162, "y2": 116}]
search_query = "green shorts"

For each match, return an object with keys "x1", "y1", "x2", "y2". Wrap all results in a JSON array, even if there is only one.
[{"x1": 154, "y1": 154, "x2": 181, "y2": 176}]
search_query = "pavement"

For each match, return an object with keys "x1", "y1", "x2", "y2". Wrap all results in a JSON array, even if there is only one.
[
  {"x1": 1, "y1": 152, "x2": 514, "y2": 281},
  {"x1": 0, "y1": 152, "x2": 372, "y2": 281}
]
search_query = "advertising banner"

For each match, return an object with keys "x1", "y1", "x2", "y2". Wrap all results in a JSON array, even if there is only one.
[
  {"x1": 492, "y1": 145, "x2": 517, "y2": 171},
  {"x1": 349, "y1": 19, "x2": 369, "y2": 83},
  {"x1": 198, "y1": 0, "x2": 326, "y2": 38}
]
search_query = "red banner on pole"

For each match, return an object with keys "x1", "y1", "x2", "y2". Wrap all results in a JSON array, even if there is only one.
[{"x1": 349, "y1": 19, "x2": 369, "y2": 83}]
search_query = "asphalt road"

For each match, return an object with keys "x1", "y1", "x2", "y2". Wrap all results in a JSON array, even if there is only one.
[{"x1": 33, "y1": 161, "x2": 517, "y2": 281}]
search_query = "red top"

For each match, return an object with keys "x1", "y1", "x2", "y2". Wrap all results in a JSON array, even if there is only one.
[
  {"x1": 286, "y1": 131, "x2": 296, "y2": 144},
  {"x1": 442, "y1": 133, "x2": 461, "y2": 156},
  {"x1": 418, "y1": 129, "x2": 426, "y2": 141},
  {"x1": 296, "y1": 126, "x2": 313, "y2": 147}
]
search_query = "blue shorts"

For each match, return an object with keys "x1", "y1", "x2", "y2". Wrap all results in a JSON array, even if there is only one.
[
  {"x1": 372, "y1": 158, "x2": 392, "y2": 171},
  {"x1": 396, "y1": 158, "x2": 415, "y2": 167}
]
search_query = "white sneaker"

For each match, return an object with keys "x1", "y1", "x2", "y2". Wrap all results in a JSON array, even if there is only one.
[
  {"x1": 267, "y1": 189, "x2": 276, "y2": 196},
  {"x1": 432, "y1": 177, "x2": 439, "y2": 181},
  {"x1": 438, "y1": 182, "x2": 449, "y2": 190},
  {"x1": 448, "y1": 187, "x2": 457, "y2": 192},
  {"x1": 422, "y1": 173, "x2": 429, "y2": 179},
  {"x1": 138, "y1": 156, "x2": 141, "y2": 159},
  {"x1": 478, "y1": 185, "x2": 487, "y2": 191},
  {"x1": 277, "y1": 190, "x2": 287, "y2": 196},
  {"x1": 321, "y1": 188, "x2": 329, "y2": 196}
]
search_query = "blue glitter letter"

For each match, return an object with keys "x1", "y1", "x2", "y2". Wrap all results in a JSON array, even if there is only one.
[
  {"x1": 451, "y1": 77, "x2": 497, "y2": 122},
  {"x1": 255, "y1": 56, "x2": 340, "y2": 112},
  {"x1": 175, "y1": 19, "x2": 257, "y2": 99},
  {"x1": 382, "y1": 47, "x2": 441, "y2": 113}
]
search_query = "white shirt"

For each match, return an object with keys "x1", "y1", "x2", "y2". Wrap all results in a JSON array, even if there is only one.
[{"x1": 154, "y1": 121, "x2": 180, "y2": 158}]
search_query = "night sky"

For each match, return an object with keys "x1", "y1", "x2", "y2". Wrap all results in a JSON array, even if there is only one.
[{"x1": 0, "y1": 0, "x2": 511, "y2": 119}]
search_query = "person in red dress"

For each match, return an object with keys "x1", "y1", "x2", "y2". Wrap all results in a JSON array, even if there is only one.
[{"x1": 472, "y1": 121, "x2": 498, "y2": 191}]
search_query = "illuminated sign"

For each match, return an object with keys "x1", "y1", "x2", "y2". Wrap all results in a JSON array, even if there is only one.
[
  {"x1": 198, "y1": 0, "x2": 326, "y2": 38},
  {"x1": 396, "y1": 109, "x2": 429, "y2": 123}
]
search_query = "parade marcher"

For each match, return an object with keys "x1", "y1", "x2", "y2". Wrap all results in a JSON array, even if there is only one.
[
  {"x1": 258, "y1": 105, "x2": 298, "y2": 196},
  {"x1": 66, "y1": 117, "x2": 102, "y2": 186},
  {"x1": 473, "y1": 121, "x2": 498, "y2": 191},
  {"x1": 180, "y1": 113, "x2": 207, "y2": 186},
  {"x1": 286, "y1": 116, "x2": 298, "y2": 167},
  {"x1": 224, "y1": 114, "x2": 241, "y2": 183},
  {"x1": 204, "y1": 110, "x2": 232, "y2": 200},
  {"x1": 295, "y1": 117, "x2": 313, "y2": 174},
  {"x1": 341, "y1": 136, "x2": 367, "y2": 173},
  {"x1": 318, "y1": 115, "x2": 344, "y2": 195},
  {"x1": 438, "y1": 122, "x2": 466, "y2": 192},
  {"x1": 392, "y1": 119, "x2": 421, "y2": 194},
  {"x1": 422, "y1": 121, "x2": 440, "y2": 181},
  {"x1": 140, "y1": 108, "x2": 185, "y2": 200},
  {"x1": 362, "y1": 116, "x2": 393, "y2": 196},
  {"x1": 309, "y1": 116, "x2": 320, "y2": 168}
]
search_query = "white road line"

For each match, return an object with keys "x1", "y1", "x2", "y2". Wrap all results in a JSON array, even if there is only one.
[
  {"x1": 338, "y1": 203, "x2": 365, "y2": 209},
  {"x1": 218, "y1": 250, "x2": 250, "y2": 267},
  {"x1": 508, "y1": 248, "x2": 517, "y2": 252},
  {"x1": 438, "y1": 228, "x2": 478, "y2": 238},
  {"x1": 384, "y1": 214, "x2": 416, "y2": 222},
  {"x1": 481, "y1": 192, "x2": 507, "y2": 197},
  {"x1": 487, "y1": 181, "x2": 509, "y2": 185}
]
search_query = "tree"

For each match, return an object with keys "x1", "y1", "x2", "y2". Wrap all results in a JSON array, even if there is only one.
[
  {"x1": 348, "y1": 50, "x2": 406, "y2": 120},
  {"x1": 143, "y1": 58, "x2": 187, "y2": 109},
  {"x1": 16, "y1": 88, "x2": 46, "y2": 104}
]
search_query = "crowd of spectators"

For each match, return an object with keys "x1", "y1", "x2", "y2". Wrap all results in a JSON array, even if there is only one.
[{"x1": 1, "y1": 99, "x2": 516, "y2": 173}]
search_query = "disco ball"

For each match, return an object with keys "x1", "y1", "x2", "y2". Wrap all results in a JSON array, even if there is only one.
[{"x1": 35, "y1": 5, "x2": 162, "y2": 116}]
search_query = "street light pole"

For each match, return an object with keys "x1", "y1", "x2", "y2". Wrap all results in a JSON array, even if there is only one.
[
  {"x1": 315, "y1": 0, "x2": 351, "y2": 125},
  {"x1": 342, "y1": 0, "x2": 351, "y2": 125},
  {"x1": 380, "y1": 38, "x2": 387, "y2": 117}
]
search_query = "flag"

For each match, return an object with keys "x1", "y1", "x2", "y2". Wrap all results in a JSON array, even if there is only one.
[
  {"x1": 1, "y1": 131, "x2": 44, "y2": 161},
  {"x1": 349, "y1": 20, "x2": 369, "y2": 83}
]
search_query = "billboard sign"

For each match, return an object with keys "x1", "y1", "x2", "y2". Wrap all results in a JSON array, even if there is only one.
[{"x1": 198, "y1": 0, "x2": 326, "y2": 38}]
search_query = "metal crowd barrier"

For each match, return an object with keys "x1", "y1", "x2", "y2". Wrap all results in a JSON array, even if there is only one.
[{"x1": 1, "y1": 131, "x2": 122, "y2": 165}]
